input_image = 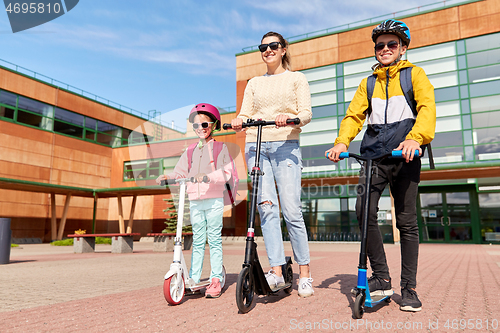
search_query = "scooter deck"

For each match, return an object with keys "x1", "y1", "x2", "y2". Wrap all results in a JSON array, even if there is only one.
[
  {"x1": 351, "y1": 288, "x2": 394, "y2": 297},
  {"x1": 270, "y1": 282, "x2": 292, "y2": 293},
  {"x1": 187, "y1": 281, "x2": 210, "y2": 291}
]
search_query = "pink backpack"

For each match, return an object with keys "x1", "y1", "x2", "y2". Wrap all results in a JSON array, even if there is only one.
[{"x1": 187, "y1": 141, "x2": 239, "y2": 206}]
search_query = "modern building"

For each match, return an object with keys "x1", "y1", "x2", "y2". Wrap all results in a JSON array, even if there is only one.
[
  {"x1": 2, "y1": 0, "x2": 500, "y2": 245},
  {"x1": 0, "y1": 59, "x2": 244, "y2": 242},
  {"x1": 235, "y1": 0, "x2": 500, "y2": 244}
]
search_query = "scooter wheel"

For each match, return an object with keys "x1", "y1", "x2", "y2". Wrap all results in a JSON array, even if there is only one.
[
  {"x1": 164, "y1": 274, "x2": 185, "y2": 305},
  {"x1": 220, "y1": 265, "x2": 227, "y2": 289},
  {"x1": 235, "y1": 266, "x2": 255, "y2": 313},
  {"x1": 283, "y1": 264, "x2": 293, "y2": 294},
  {"x1": 353, "y1": 293, "x2": 365, "y2": 319}
]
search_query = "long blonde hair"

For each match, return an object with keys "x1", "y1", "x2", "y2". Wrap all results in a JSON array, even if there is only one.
[{"x1": 262, "y1": 31, "x2": 291, "y2": 70}]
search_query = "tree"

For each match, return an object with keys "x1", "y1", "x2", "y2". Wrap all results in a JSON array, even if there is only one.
[{"x1": 162, "y1": 193, "x2": 192, "y2": 234}]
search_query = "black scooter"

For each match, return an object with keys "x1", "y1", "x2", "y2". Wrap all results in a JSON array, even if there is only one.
[
  {"x1": 327, "y1": 149, "x2": 419, "y2": 318},
  {"x1": 223, "y1": 118, "x2": 300, "y2": 313}
]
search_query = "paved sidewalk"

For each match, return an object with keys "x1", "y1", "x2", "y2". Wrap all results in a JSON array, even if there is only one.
[{"x1": 1, "y1": 241, "x2": 500, "y2": 332}]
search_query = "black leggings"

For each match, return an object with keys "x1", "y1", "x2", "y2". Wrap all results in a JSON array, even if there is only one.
[{"x1": 356, "y1": 158, "x2": 421, "y2": 289}]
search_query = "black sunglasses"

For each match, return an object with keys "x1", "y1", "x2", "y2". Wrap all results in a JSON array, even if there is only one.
[
  {"x1": 374, "y1": 40, "x2": 399, "y2": 52},
  {"x1": 258, "y1": 41, "x2": 282, "y2": 52},
  {"x1": 192, "y1": 122, "x2": 213, "y2": 130}
]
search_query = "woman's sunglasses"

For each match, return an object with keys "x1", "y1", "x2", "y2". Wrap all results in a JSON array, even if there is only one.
[
  {"x1": 258, "y1": 41, "x2": 282, "y2": 52},
  {"x1": 374, "y1": 41, "x2": 399, "y2": 52},
  {"x1": 192, "y1": 122, "x2": 214, "y2": 130}
]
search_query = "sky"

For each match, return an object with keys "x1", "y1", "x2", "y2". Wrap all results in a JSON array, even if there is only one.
[{"x1": 0, "y1": 0, "x2": 446, "y2": 132}]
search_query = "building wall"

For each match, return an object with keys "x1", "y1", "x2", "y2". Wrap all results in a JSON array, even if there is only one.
[
  {"x1": 0, "y1": 66, "x2": 181, "y2": 241},
  {"x1": 234, "y1": 0, "x2": 500, "y2": 242}
]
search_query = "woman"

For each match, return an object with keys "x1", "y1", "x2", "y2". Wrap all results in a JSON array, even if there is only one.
[{"x1": 230, "y1": 31, "x2": 313, "y2": 297}]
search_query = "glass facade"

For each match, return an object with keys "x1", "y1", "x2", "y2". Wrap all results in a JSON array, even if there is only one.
[
  {"x1": 298, "y1": 33, "x2": 500, "y2": 243},
  {"x1": 0, "y1": 89, "x2": 146, "y2": 148}
]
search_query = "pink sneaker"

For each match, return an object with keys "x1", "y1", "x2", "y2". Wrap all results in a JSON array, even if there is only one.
[{"x1": 205, "y1": 278, "x2": 222, "y2": 298}]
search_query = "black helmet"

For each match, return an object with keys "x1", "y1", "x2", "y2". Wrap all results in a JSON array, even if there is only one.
[{"x1": 372, "y1": 20, "x2": 411, "y2": 47}]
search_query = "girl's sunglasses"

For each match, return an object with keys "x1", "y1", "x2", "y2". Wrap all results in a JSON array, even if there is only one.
[
  {"x1": 258, "y1": 41, "x2": 282, "y2": 52},
  {"x1": 374, "y1": 41, "x2": 399, "y2": 52},
  {"x1": 192, "y1": 122, "x2": 214, "y2": 130}
]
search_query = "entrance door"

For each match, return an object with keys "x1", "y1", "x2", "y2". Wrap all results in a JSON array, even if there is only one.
[{"x1": 418, "y1": 188, "x2": 476, "y2": 243}]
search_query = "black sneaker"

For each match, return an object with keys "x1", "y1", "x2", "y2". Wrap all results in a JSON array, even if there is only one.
[
  {"x1": 350, "y1": 275, "x2": 394, "y2": 296},
  {"x1": 400, "y1": 287, "x2": 422, "y2": 312},
  {"x1": 368, "y1": 276, "x2": 394, "y2": 296}
]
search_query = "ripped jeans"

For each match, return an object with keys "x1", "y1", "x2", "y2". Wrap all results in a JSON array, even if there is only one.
[{"x1": 245, "y1": 140, "x2": 310, "y2": 267}]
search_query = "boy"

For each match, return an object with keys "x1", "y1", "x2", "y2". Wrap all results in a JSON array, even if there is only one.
[{"x1": 325, "y1": 20, "x2": 436, "y2": 312}]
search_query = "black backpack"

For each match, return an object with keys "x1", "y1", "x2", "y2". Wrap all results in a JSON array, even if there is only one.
[{"x1": 366, "y1": 67, "x2": 435, "y2": 169}]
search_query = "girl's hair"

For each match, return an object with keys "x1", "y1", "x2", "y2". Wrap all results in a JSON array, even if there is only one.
[{"x1": 262, "y1": 31, "x2": 291, "y2": 70}]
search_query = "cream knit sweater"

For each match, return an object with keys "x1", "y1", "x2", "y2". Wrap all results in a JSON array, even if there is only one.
[{"x1": 238, "y1": 71, "x2": 312, "y2": 142}]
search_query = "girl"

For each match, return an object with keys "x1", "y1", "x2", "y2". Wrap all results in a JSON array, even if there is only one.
[{"x1": 157, "y1": 103, "x2": 234, "y2": 298}]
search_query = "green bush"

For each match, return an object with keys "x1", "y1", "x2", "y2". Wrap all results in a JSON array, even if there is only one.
[
  {"x1": 11, "y1": 243, "x2": 19, "y2": 248},
  {"x1": 50, "y1": 237, "x2": 112, "y2": 246},
  {"x1": 51, "y1": 239, "x2": 73, "y2": 246},
  {"x1": 96, "y1": 237, "x2": 112, "y2": 245}
]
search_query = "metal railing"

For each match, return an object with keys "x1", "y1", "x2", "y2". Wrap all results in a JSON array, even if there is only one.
[{"x1": 241, "y1": 0, "x2": 483, "y2": 53}]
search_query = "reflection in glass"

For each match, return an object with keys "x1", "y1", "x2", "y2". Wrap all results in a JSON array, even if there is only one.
[
  {"x1": 468, "y1": 64, "x2": 500, "y2": 83},
  {"x1": 18, "y1": 96, "x2": 53, "y2": 117},
  {"x1": 467, "y1": 48, "x2": 500, "y2": 68},
  {"x1": 0, "y1": 90, "x2": 17, "y2": 107},
  {"x1": 470, "y1": 95, "x2": 500, "y2": 113},
  {"x1": 55, "y1": 108, "x2": 84, "y2": 126},
  {"x1": 420, "y1": 193, "x2": 444, "y2": 241},
  {"x1": 466, "y1": 33, "x2": 500, "y2": 53},
  {"x1": 472, "y1": 111, "x2": 500, "y2": 128}
]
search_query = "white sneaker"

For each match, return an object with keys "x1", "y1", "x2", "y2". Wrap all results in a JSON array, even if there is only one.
[
  {"x1": 298, "y1": 277, "x2": 314, "y2": 297},
  {"x1": 265, "y1": 269, "x2": 285, "y2": 288}
]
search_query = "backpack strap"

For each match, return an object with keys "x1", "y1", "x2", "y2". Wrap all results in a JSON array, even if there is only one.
[
  {"x1": 186, "y1": 143, "x2": 197, "y2": 172},
  {"x1": 366, "y1": 74, "x2": 376, "y2": 116},
  {"x1": 400, "y1": 67, "x2": 417, "y2": 116}
]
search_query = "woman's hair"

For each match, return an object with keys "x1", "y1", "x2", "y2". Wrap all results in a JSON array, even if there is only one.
[{"x1": 262, "y1": 31, "x2": 291, "y2": 70}]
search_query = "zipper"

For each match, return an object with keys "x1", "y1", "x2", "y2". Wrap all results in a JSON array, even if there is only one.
[{"x1": 383, "y1": 69, "x2": 390, "y2": 153}]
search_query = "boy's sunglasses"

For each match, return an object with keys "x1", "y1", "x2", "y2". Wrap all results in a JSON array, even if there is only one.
[
  {"x1": 192, "y1": 122, "x2": 214, "y2": 130},
  {"x1": 258, "y1": 41, "x2": 282, "y2": 52},
  {"x1": 374, "y1": 41, "x2": 399, "y2": 52}
]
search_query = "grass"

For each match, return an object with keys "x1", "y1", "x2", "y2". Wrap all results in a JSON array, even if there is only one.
[
  {"x1": 50, "y1": 237, "x2": 112, "y2": 246},
  {"x1": 11, "y1": 243, "x2": 19, "y2": 248}
]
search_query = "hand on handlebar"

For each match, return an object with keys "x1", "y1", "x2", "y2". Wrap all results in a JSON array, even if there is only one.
[
  {"x1": 230, "y1": 118, "x2": 245, "y2": 132},
  {"x1": 325, "y1": 143, "x2": 347, "y2": 162},
  {"x1": 156, "y1": 174, "x2": 168, "y2": 185},
  {"x1": 395, "y1": 139, "x2": 422, "y2": 163},
  {"x1": 275, "y1": 114, "x2": 291, "y2": 128},
  {"x1": 193, "y1": 173, "x2": 210, "y2": 183}
]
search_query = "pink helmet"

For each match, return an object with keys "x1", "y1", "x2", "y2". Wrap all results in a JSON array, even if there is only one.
[{"x1": 188, "y1": 103, "x2": 221, "y2": 130}]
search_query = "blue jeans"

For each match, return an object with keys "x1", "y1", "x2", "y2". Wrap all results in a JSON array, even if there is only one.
[
  {"x1": 189, "y1": 198, "x2": 224, "y2": 283},
  {"x1": 245, "y1": 140, "x2": 310, "y2": 267}
]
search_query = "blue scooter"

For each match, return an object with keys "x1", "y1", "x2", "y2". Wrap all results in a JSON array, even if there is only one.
[{"x1": 327, "y1": 150, "x2": 419, "y2": 319}]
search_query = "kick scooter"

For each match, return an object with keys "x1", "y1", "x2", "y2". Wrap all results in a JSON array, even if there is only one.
[
  {"x1": 327, "y1": 150, "x2": 419, "y2": 319},
  {"x1": 160, "y1": 177, "x2": 226, "y2": 305},
  {"x1": 223, "y1": 118, "x2": 299, "y2": 313}
]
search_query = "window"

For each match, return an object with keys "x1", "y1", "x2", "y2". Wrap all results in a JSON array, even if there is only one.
[
  {"x1": 124, "y1": 159, "x2": 163, "y2": 181},
  {"x1": 16, "y1": 96, "x2": 53, "y2": 130},
  {"x1": 54, "y1": 108, "x2": 84, "y2": 138}
]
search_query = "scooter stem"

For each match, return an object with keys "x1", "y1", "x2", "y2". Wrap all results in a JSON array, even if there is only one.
[
  {"x1": 244, "y1": 124, "x2": 264, "y2": 265},
  {"x1": 358, "y1": 158, "x2": 373, "y2": 270},
  {"x1": 173, "y1": 180, "x2": 187, "y2": 264}
]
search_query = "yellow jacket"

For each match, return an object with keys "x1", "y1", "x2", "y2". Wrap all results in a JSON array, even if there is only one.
[{"x1": 335, "y1": 60, "x2": 436, "y2": 157}]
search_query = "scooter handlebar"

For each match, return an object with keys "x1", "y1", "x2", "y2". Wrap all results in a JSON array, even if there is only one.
[
  {"x1": 223, "y1": 118, "x2": 300, "y2": 130},
  {"x1": 327, "y1": 150, "x2": 419, "y2": 160},
  {"x1": 160, "y1": 176, "x2": 209, "y2": 186}
]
